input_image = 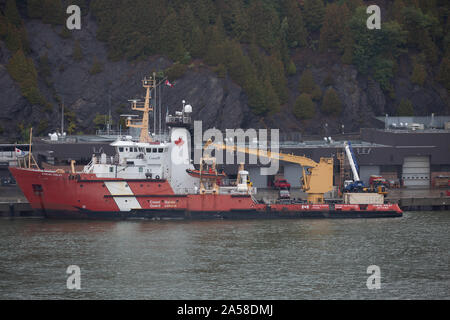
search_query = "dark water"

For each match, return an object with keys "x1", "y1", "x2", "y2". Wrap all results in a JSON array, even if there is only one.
[{"x1": 0, "y1": 212, "x2": 449, "y2": 300}]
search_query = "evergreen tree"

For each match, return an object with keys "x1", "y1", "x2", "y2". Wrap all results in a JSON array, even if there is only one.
[
  {"x1": 4, "y1": 23, "x2": 23, "y2": 52},
  {"x1": 249, "y1": 2, "x2": 280, "y2": 51},
  {"x1": 321, "y1": 88, "x2": 342, "y2": 116},
  {"x1": 319, "y1": 3, "x2": 350, "y2": 53},
  {"x1": 411, "y1": 60, "x2": 427, "y2": 85},
  {"x1": 27, "y1": 0, "x2": 44, "y2": 19},
  {"x1": 281, "y1": 0, "x2": 307, "y2": 48},
  {"x1": 293, "y1": 94, "x2": 315, "y2": 120},
  {"x1": 0, "y1": 13, "x2": 7, "y2": 39},
  {"x1": 190, "y1": 24, "x2": 206, "y2": 59},
  {"x1": 43, "y1": 0, "x2": 64, "y2": 25},
  {"x1": 437, "y1": 55, "x2": 450, "y2": 90},
  {"x1": 287, "y1": 60, "x2": 297, "y2": 76},
  {"x1": 397, "y1": 99, "x2": 415, "y2": 116},
  {"x1": 178, "y1": 4, "x2": 196, "y2": 53},
  {"x1": 303, "y1": 0, "x2": 325, "y2": 33},
  {"x1": 298, "y1": 69, "x2": 319, "y2": 94},
  {"x1": 228, "y1": 2, "x2": 250, "y2": 42},
  {"x1": 205, "y1": 18, "x2": 227, "y2": 66},
  {"x1": 7, "y1": 49, "x2": 46, "y2": 106},
  {"x1": 159, "y1": 8, "x2": 186, "y2": 62},
  {"x1": 5, "y1": 0, "x2": 21, "y2": 27}
]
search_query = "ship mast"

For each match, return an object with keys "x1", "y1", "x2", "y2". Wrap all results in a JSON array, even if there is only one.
[{"x1": 126, "y1": 75, "x2": 156, "y2": 143}]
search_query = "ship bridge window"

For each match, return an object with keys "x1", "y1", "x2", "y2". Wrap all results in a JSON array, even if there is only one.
[
  {"x1": 146, "y1": 148, "x2": 152, "y2": 153},
  {"x1": 158, "y1": 148, "x2": 163, "y2": 153},
  {"x1": 153, "y1": 148, "x2": 157, "y2": 153},
  {"x1": 119, "y1": 147, "x2": 124, "y2": 152},
  {"x1": 125, "y1": 148, "x2": 129, "y2": 152},
  {"x1": 133, "y1": 148, "x2": 138, "y2": 152}
]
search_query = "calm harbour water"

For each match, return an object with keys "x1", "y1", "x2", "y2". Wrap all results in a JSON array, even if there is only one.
[{"x1": 0, "y1": 211, "x2": 449, "y2": 300}]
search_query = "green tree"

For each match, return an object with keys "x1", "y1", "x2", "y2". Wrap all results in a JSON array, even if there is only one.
[
  {"x1": 27, "y1": 0, "x2": 44, "y2": 19},
  {"x1": 249, "y1": 2, "x2": 280, "y2": 51},
  {"x1": 7, "y1": 49, "x2": 47, "y2": 106},
  {"x1": 298, "y1": 69, "x2": 319, "y2": 94},
  {"x1": 286, "y1": 60, "x2": 297, "y2": 76},
  {"x1": 190, "y1": 24, "x2": 206, "y2": 59},
  {"x1": 437, "y1": 56, "x2": 450, "y2": 91},
  {"x1": 165, "y1": 63, "x2": 188, "y2": 81},
  {"x1": 293, "y1": 93, "x2": 316, "y2": 120},
  {"x1": 93, "y1": 113, "x2": 108, "y2": 130},
  {"x1": 321, "y1": 88, "x2": 342, "y2": 116},
  {"x1": 159, "y1": 8, "x2": 186, "y2": 62},
  {"x1": 319, "y1": 3, "x2": 350, "y2": 53},
  {"x1": 350, "y1": 8, "x2": 406, "y2": 74},
  {"x1": 281, "y1": 0, "x2": 307, "y2": 48},
  {"x1": 411, "y1": 60, "x2": 427, "y2": 86},
  {"x1": 43, "y1": 0, "x2": 64, "y2": 25},
  {"x1": 397, "y1": 99, "x2": 415, "y2": 116},
  {"x1": 372, "y1": 58, "x2": 395, "y2": 91},
  {"x1": 303, "y1": 0, "x2": 325, "y2": 33},
  {"x1": 5, "y1": 0, "x2": 22, "y2": 27},
  {"x1": 0, "y1": 13, "x2": 7, "y2": 38}
]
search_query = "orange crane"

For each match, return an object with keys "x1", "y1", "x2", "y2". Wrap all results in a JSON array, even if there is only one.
[{"x1": 204, "y1": 140, "x2": 334, "y2": 204}]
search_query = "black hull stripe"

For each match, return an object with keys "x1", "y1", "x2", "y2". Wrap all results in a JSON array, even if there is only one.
[{"x1": 40, "y1": 210, "x2": 402, "y2": 220}]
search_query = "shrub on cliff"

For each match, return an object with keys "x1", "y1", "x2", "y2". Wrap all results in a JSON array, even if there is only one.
[
  {"x1": 165, "y1": 63, "x2": 188, "y2": 81},
  {"x1": 7, "y1": 50, "x2": 47, "y2": 106},
  {"x1": 89, "y1": 57, "x2": 104, "y2": 75}
]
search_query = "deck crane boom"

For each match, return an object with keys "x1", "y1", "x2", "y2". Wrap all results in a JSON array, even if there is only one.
[
  {"x1": 204, "y1": 140, "x2": 334, "y2": 204},
  {"x1": 344, "y1": 141, "x2": 360, "y2": 181},
  {"x1": 343, "y1": 141, "x2": 366, "y2": 192}
]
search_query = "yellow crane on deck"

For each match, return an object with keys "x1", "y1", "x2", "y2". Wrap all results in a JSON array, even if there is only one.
[{"x1": 204, "y1": 140, "x2": 334, "y2": 204}]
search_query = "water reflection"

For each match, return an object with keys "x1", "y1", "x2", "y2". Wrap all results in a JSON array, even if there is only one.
[{"x1": 0, "y1": 212, "x2": 449, "y2": 299}]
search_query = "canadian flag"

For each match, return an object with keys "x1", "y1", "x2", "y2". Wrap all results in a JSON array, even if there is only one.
[
  {"x1": 165, "y1": 79, "x2": 174, "y2": 88},
  {"x1": 15, "y1": 148, "x2": 26, "y2": 157}
]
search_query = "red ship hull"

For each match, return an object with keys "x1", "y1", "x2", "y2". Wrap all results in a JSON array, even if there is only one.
[{"x1": 10, "y1": 167, "x2": 403, "y2": 219}]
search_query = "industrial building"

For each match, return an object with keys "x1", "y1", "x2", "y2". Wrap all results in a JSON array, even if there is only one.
[{"x1": 2, "y1": 117, "x2": 449, "y2": 189}]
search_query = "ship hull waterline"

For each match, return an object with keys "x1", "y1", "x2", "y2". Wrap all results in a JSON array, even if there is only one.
[{"x1": 9, "y1": 167, "x2": 403, "y2": 220}]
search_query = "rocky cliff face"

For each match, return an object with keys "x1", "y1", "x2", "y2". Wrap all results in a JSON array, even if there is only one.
[{"x1": 0, "y1": 14, "x2": 448, "y2": 142}]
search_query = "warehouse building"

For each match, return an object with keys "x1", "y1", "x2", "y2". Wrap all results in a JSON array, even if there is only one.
[{"x1": 2, "y1": 125, "x2": 449, "y2": 189}]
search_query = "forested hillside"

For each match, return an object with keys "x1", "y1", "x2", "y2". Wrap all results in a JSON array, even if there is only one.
[{"x1": 0, "y1": 0, "x2": 449, "y2": 142}]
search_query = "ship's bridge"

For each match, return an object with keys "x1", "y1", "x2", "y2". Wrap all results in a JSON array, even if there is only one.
[{"x1": 111, "y1": 139, "x2": 168, "y2": 165}]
